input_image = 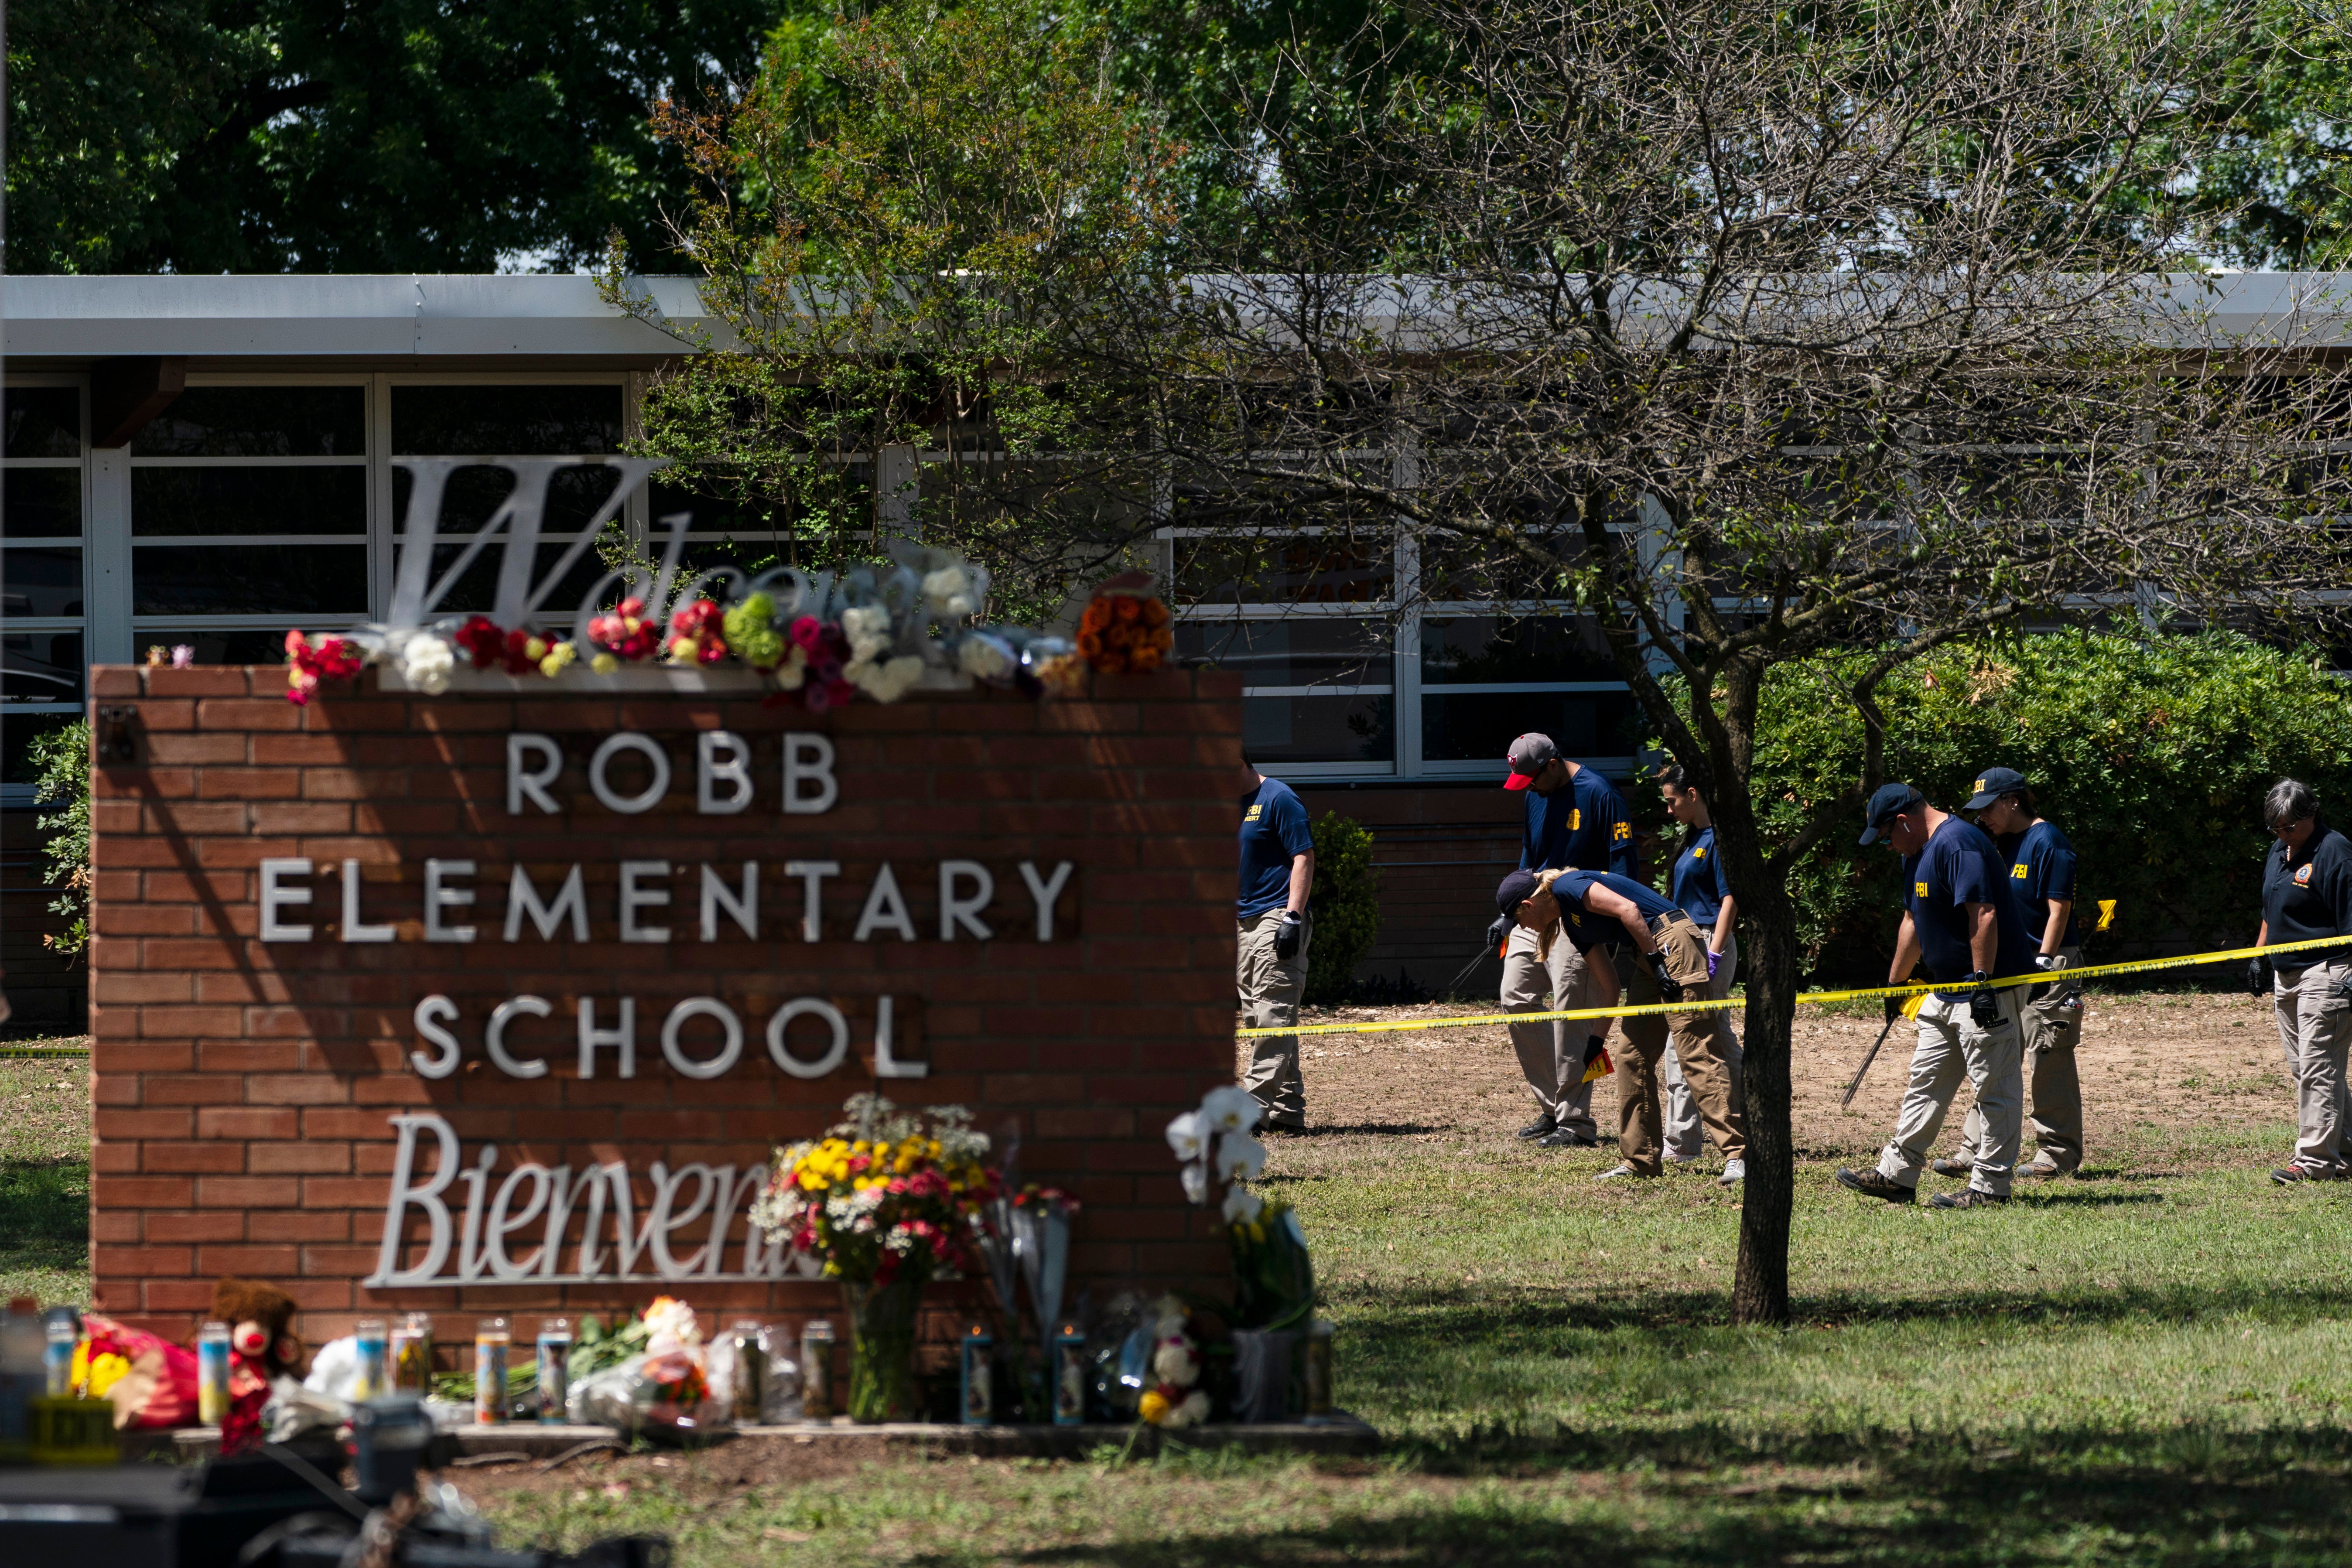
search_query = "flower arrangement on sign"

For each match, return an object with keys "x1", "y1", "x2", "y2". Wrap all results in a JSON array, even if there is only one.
[
  {"x1": 749, "y1": 1093, "x2": 1002, "y2": 1421},
  {"x1": 1075, "y1": 570, "x2": 1175, "y2": 675},
  {"x1": 561, "y1": 1295, "x2": 730, "y2": 1435},
  {"x1": 280, "y1": 517, "x2": 1091, "y2": 707},
  {"x1": 1167, "y1": 1086, "x2": 1316, "y2": 1335}
]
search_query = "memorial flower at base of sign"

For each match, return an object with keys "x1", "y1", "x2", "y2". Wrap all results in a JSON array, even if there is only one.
[
  {"x1": 1135, "y1": 1298, "x2": 1211, "y2": 1428},
  {"x1": 665, "y1": 599, "x2": 728, "y2": 666},
  {"x1": 283, "y1": 630, "x2": 364, "y2": 706},
  {"x1": 1167, "y1": 1085, "x2": 1317, "y2": 1333},
  {"x1": 1075, "y1": 571, "x2": 1175, "y2": 675},
  {"x1": 398, "y1": 632, "x2": 456, "y2": 695},
  {"x1": 751, "y1": 1093, "x2": 1001, "y2": 1422},
  {"x1": 588, "y1": 598, "x2": 661, "y2": 670}
]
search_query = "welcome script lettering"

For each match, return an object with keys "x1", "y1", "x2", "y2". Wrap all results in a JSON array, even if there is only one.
[{"x1": 324, "y1": 731, "x2": 1080, "y2": 1288}]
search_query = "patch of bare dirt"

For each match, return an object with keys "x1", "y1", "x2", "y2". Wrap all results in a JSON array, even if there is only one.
[{"x1": 1241, "y1": 991, "x2": 2285, "y2": 1164}]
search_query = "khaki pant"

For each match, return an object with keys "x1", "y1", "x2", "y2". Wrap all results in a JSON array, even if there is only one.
[
  {"x1": 2274, "y1": 954, "x2": 2352, "y2": 1172},
  {"x1": 1239, "y1": 910, "x2": 1313, "y2": 1126},
  {"x1": 1619, "y1": 916, "x2": 1745, "y2": 1174},
  {"x1": 1501, "y1": 924, "x2": 1600, "y2": 1137},
  {"x1": 1878, "y1": 988, "x2": 2024, "y2": 1197},
  {"x1": 1663, "y1": 930, "x2": 1743, "y2": 1160},
  {"x1": 1957, "y1": 947, "x2": 2083, "y2": 1171}
]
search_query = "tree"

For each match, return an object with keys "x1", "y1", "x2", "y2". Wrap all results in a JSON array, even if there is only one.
[
  {"x1": 601, "y1": 0, "x2": 1183, "y2": 618},
  {"x1": 1082, "y1": 0, "x2": 2352, "y2": 1322},
  {"x1": 5, "y1": 0, "x2": 775, "y2": 273}
]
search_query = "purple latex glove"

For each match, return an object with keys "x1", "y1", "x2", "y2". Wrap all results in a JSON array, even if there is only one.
[{"x1": 1705, "y1": 949, "x2": 1721, "y2": 980}]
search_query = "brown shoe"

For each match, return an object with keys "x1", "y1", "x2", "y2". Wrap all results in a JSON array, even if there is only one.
[
  {"x1": 2019, "y1": 1155, "x2": 2073, "y2": 1180},
  {"x1": 1930, "y1": 1155, "x2": 1974, "y2": 1178},
  {"x1": 1928, "y1": 1188, "x2": 2010, "y2": 1209}
]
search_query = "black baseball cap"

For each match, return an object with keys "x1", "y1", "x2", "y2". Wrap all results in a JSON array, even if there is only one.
[
  {"x1": 1963, "y1": 767, "x2": 2027, "y2": 811},
  {"x1": 1495, "y1": 868, "x2": 1543, "y2": 913},
  {"x1": 1857, "y1": 782, "x2": 1925, "y2": 846}
]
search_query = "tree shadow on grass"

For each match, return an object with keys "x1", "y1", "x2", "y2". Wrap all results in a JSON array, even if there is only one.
[
  {"x1": 0, "y1": 1157, "x2": 89, "y2": 1274},
  {"x1": 912, "y1": 1429, "x2": 2352, "y2": 1567}
]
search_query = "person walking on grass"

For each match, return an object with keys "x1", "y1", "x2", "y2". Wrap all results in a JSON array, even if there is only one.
[
  {"x1": 1656, "y1": 767, "x2": 1743, "y2": 1169},
  {"x1": 1501, "y1": 734, "x2": 1636, "y2": 1150},
  {"x1": 1938, "y1": 767, "x2": 2086, "y2": 1181},
  {"x1": 1837, "y1": 783, "x2": 2034, "y2": 1210},
  {"x1": 2248, "y1": 779, "x2": 2352, "y2": 1185},
  {"x1": 1237, "y1": 752, "x2": 1315, "y2": 1134},
  {"x1": 1494, "y1": 865, "x2": 1745, "y2": 1186}
]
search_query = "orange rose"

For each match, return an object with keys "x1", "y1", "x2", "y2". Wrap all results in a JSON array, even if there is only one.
[{"x1": 1114, "y1": 597, "x2": 1142, "y2": 624}]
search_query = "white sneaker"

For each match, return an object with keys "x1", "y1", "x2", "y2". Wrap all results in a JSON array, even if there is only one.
[
  {"x1": 1718, "y1": 1158, "x2": 1746, "y2": 1186},
  {"x1": 1593, "y1": 1163, "x2": 1641, "y2": 1182}
]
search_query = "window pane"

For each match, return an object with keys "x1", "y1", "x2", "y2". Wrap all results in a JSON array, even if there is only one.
[
  {"x1": 649, "y1": 479, "x2": 800, "y2": 536},
  {"x1": 1243, "y1": 694, "x2": 1394, "y2": 764},
  {"x1": 393, "y1": 463, "x2": 626, "y2": 535},
  {"x1": 1422, "y1": 690, "x2": 1640, "y2": 762},
  {"x1": 132, "y1": 467, "x2": 366, "y2": 536},
  {"x1": 1175, "y1": 618, "x2": 1389, "y2": 687},
  {"x1": 1420, "y1": 615, "x2": 1619, "y2": 683},
  {"x1": 133, "y1": 386, "x2": 365, "y2": 457},
  {"x1": 1, "y1": 632, "x2": 84, "y2": 706},
  {"x1": 1420, "y1": 531, "x2": 1583, "y2": 601},
  {"x1": 4, "y1": 469, "x2": 81, "y2": 538},
  {"x1": 132, "y1": 545, "x2": 368, "y2": 615},
  {"x1": 392, "y1": 385, "x2": 623, "y2": 455},
  {"x1": 3, "y1": 388, "x2": 80, "y2": 457},
  {"x1": 1175, "y1": 532, "x2": 1392, "y2": 605},
  {"x1": 414, "y1": 542, "x2": 613, "y2": 618},
  {"x1": 3, "y1": 548, "x2": 83, "y2": 616},
  {"x1": 136, "y1": 627, "x2": 299, "y2": 664}
]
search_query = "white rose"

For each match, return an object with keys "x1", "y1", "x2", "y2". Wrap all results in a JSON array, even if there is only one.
[{"x1": 401, "y1": 634, "x2": 455, "y2": 696}]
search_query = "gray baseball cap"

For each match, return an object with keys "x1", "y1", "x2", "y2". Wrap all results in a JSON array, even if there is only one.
[{"x1": 1504, "y1": 733, "x2": 1560, "y2": 791}]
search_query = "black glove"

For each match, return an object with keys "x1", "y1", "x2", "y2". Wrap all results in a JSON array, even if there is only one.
[
  {"x1": 1274, "y1": 911, "x2": 1304, "y2": 959},
  {"x1": 2249, "y1": 954, "x2": 2273, "y2": 996},
  {"x1": 1965, "y1": 972, "x2": 2001, "y2": 1028},
  {"x1": 1646, "y1": 950, "x2": 1683, "y2": 1003},
  {"x1": 1884, "y1": 992, "x2": 1908, "y2": 1024},
  {"x1": 1484, "y1": 912, "x2": 1512, "y2": 952}
]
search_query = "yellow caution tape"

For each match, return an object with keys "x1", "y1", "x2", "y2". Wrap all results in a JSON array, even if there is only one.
[{"x1": 1235, "y1": 932, "x2": 2352, "y2": 1039}]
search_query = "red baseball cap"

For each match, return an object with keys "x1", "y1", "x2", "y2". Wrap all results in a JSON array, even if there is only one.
[{"x1": 1503, "y1": 733, "x2": 1560, "y2": 791}]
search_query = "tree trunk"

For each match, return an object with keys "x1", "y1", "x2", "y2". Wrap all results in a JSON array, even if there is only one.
[{"x1": 1731, "y1": 876, "x2": 1800, "y2": 1324}]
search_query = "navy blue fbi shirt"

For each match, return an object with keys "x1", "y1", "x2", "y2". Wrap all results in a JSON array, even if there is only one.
[
  {"x1": 1671, "y1": 826, "x2": 1731, "y2": 926},
  {"x1": 1519, "y1": 767, "x2": 1638, "y2": 877},
  {"x1": 1904, "y1": 816, "x2": 2038, "y2": 993},
  {"x1": 1998, "y1": 820, "x2": 2082, "y2": 949},
  {"x1": 1238, "y1": 776, "x2": 1315, "y2": 920},
  {"x1": 2263, "y1": 818, "x2": 2352, "y2": 946},
  {"x1": 1551, "y1": 868, "x2": 1682, "y2": 954}
]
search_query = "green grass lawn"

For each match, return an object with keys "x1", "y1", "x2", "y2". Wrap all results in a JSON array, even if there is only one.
[{"x1": 0, "y1": 1053, "x2": 89, "y2": 1307}]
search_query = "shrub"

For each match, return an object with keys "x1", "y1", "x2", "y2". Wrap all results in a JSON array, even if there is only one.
[
  {"x1": 1637, "y1": 632, "x2": 2352, "y2": 981},
  {"x1": 29, "y1": 720, "x2": 91, "y2": 959},
  {"x1": 1306, "y1": 810, "x2": 1381, "y2": 1004}
]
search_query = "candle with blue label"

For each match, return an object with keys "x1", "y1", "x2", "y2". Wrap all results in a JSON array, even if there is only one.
[
  {"x1": 196, "y1": 1322, "x2": 231, "y2": 1427},
  {"x1": 1052, "y1": 1323, "x2": 1085, "y2": 1426},
  {"x1": 353, "y1": 1318, "x2": 387, "y2": 1401},
  {"x1": 960, "y1": 1323, "x2": 994, "y2": 1426},
  {"x1": 537, "y1": 1319, "x2": 571, "y2": 1425}
]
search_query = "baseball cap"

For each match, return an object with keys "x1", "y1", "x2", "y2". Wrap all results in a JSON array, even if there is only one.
[
  {"x1": 1503, "y1": 734, "x2": 1560, "y2": 791},
  {"x1": 1495, "y1": 868, "x2": 1543, "y2": 914},
  {"x1": 1963, "y1": 767, "x2": 2027, "y2": 811},
  {"x1": 1857, "y1": 782, "x2": 1925, "y2": 846}
]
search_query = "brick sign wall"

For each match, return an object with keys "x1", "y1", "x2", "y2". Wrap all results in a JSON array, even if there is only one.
[{"x1": 86, "y1": 664, "x2": 1240, "y2": 1353}]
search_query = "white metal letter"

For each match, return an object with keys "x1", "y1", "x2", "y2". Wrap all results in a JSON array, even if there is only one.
[
  {"x1": 424, "y1": 859, "x2": 477, "y2": 943},
  {"x1": 504, "y1": 864, "x2": 588, "y2": 942},
  {"x1": 578, "y1": 997, "x2": 637, "y2": 1079},
  {"x1": 697, "y1": 731, "x2": 754, "y2": 815},
  {"x1": 506, "y1": 733, "x2": 564, "y2": 815},
  {"x1": 1017, "y1": 860, "x2": 1076, "y2": 941},
  {"x1": 589, "y1": 732, "x2": 671, "y2": 814},
  {"x1": 260, "y1": 857, "x2": 314, "y2": 942},
  {"x1": 782, "y1": 860, "x2": 838, "y2": 942},
  {"x1": 342, "y1": 859, "x2": 394, "y2": 943},
  {"x1": 782, "y1": 733, "x2": 838, "y2": 815},
  {"x1": 766, "y1": 998, "x2": 850, "y2": 1079},
  {"x1": 619, "y1": 860, "x2": 673, "y2": 943},
  {"x1": 661, "y1": 998, "x2": 744, "y2": 1079},
  {"x1": 699, "y1": 862, "x2": 757, "y2": 942},
  {"x1": 410, "y1": 995, "x2": 462, "y2": 1079},
  {"x1": 369, "y1": 1113, "x2": 460, "y2": 1287},
  {"x1": 853, "y1": 864, "x2": 917, "y2": 942},
  {"x1": 486, "y1": 994, "x2": 553, "y2": 1079},
  {"x1": 872, "y1": 995, "x2": 926, "y2": 1078},
  {"x1": 939, "y1": 861, "x2": 995, "y2": 942}
]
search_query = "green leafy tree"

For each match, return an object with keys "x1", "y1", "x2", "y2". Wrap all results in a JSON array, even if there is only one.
[
  {"x1": 5, "y1": 0, "x2": 774, "y2": 273},
  {"x1": 28, "y1": 723, "x2": 91, "y2": 960},
  {"x1": 1304, "y1": 811, "x2": 1381, "y2": 1004},
  {"x1": 603, "y1": 0, "x2": 1183, "y2": 617}
]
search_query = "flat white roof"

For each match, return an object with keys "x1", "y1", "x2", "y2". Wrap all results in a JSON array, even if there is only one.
[
  {"x1": 0, "y1": 274, "x2": 714, "y2": 359},
  {"x1": 7, "y1": 271, "x2": 2352, "y2": 360}
]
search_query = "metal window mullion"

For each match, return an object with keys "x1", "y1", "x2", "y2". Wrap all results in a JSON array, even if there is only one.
[
  {"x1": 369, "y1": 374, "x2": 396, "y2": 619},
  {"x1": 87, "y1": 374, "x2": 133, "y2": 665}
]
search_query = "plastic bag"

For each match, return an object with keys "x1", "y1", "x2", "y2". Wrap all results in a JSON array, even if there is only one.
[{"x1": 564, "y1": 1347, "x2": 727, "y2": 1439}]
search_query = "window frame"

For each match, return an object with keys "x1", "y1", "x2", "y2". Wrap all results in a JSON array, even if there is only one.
[{"x1": 2, "y1": 375, "x2": 93, "y2": 722}]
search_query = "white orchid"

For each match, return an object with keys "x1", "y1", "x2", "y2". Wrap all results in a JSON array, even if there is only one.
[
  {"x1": 1213, "y1": 1133, "x2": 1267, "y2": 1184},
  {"x1": 400, "y1": 633, "x2": 455, "y2": 696},
  {"x1": 1221, "y1": 1185, "x2": 1264, "y2": 1226},
  {"x1": 1198, "y1": 1085, "x2": 1262, "y2": 1135},
  {"x1": 1179, "y1": 1162, "x2": 1210, "y2": 1205},
  {"x1": 1164, "y1": 1110, "x2": 1206, "y2": 1162}
]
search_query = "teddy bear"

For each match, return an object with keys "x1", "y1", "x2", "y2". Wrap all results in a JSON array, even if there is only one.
[{"x1": 210, "y1": 1276, "x2": 304, "y2": 1452}]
